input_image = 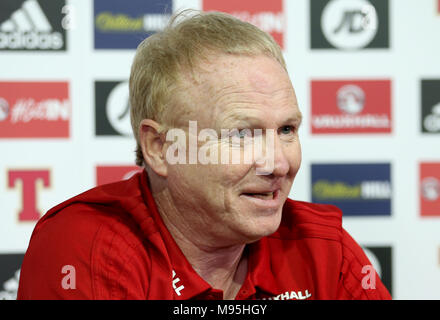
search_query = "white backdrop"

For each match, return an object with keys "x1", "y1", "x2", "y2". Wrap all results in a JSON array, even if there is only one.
[{"x1": 1, "y1": 0, "x2": 440, "y2": 299}]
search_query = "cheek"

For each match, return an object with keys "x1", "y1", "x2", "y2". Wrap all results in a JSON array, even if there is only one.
[
  {"x1": 288, "y1": 141, "x2": 302, "y2": 174},
  {"x1": 167, "y1": 163, "x2": 229, "y2": 203},
  {"x1": 221, "y1": 162, "x2": 255, "y2": 192},
  {"x1": 166, "y1": 165, "x2": 195, "y2": 198},
  {"x1": 166, "y1": 164, "x2": 210, "y2": 199}
]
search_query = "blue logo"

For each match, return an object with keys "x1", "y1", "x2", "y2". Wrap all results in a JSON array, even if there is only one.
[
  {"x1": 311, "y1": 163, "x2": 392, "y2": 216},
  {"x1": 94, "y1": 0, "x2": 172, "y2": 49}
]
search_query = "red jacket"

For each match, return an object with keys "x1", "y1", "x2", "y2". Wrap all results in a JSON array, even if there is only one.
[{"x1": 18, "y1": 171, "x2": 391, "y2": 300}]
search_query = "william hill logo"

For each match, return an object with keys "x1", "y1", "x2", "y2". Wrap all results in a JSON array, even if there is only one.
[
  {"x1": 95, "y1": 13, "x2": 168, "y2": 33},
  {"x1": 311, "y1": 163, "x2": 392, "y2": 216},
  {"x1": 313, "y1": 180, "x2": 391, "y2": 200},
  {"x1": 94, "y1": 0, "x2": 172, "y2": 49}
]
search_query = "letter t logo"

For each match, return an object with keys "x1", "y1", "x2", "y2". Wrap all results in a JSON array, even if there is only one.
[{"x1": 8, "y1": 169, "x2": 50, "y2": 221}]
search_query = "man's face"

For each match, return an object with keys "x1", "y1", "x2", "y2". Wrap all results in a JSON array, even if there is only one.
[{"x1": 164, "y1": 54, "x2": 302, "y2": 246}]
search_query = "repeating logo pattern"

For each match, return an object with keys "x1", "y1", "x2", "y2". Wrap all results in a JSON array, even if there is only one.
[
  {"x1": 95, "y1": 81, "x2": 132, "y2": 136},
  {"x1": 94, "y1": 0, "x2": 172, "y2": 49},
  {"x1": 420, "y1": 163, "x2": 440, "y2": 217},
  {"x1": 311, "y1": 163, "x2": 392, "y2": 216},
  {"x1": 311, "y1": 80, "x2": 392, "y2": 134},
  {"x1": 203, "y1": 0, "x2": 284, "y2": 49},
  {"x1": 0, "y1": 0, "x2": 67, "y2": 51},
  {"x1": 0, "y1": 82, "x2": 70, "y2": 138},
  {"x1": 7, "y1": 169, "x2": 51, "y2": 221},
  {"x1": 310, "y1": 0, "x2": 389, "y2": 50},
  {"x1": 0, "y1": 254, "x2": 24, "y2": 300},
  {"x1": 421, "y1": 79, "x2": 440, "y2": 133}
]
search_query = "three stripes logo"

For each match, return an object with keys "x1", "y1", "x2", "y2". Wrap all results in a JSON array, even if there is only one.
[{"x1": 0, "y1": 0, "x2": 66, "y2": 50}]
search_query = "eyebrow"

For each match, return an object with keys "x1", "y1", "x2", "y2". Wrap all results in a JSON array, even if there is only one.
[
  {"x1": 219, "y1": 109, "x2": 303, "y2": 129},
  {"x1": 285, "y1": 110, "x2": 303, "y2": 126}
]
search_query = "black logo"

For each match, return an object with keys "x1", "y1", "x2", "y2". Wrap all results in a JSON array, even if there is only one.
[
  {"x1": 95, "y1": 81, "x2": 132, "y2": 136},
  {"x1": 363, "y1": 246, "x2": 392, "y2": 296},
  {"x1": 0, "y1": 0, "x2": 67, "y2": 51},
  {"x1": 421, "y1": 79, "x2": 440, "y2": 133},
  {"x1": 0, "y1": 253, "x2": 24, "y2": 300},
  {"x1": 310, "y1": 0, "x2": 389, "y2": 50}
]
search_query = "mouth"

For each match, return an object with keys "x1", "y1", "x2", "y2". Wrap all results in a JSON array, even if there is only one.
[
  {"x1": 241, "y1": 191, "x2": 277, "y2": 200},
  {"x1": 239, "y1": 189, "x2": 281, "y2": 208}
]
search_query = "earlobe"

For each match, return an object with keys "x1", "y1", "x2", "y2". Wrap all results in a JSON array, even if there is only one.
[{"x1": 139, "y1": 119, "x2": 168, "y2": 177}]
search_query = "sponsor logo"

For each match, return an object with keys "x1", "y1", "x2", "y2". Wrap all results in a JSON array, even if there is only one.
[
  {"x1": 203, "y1": 0, "x2": 284, "y2": 49},
  {"x1": 96, "y1": 165, "x2": 142, "y2": 186},
  {"x1": 0, "y1": 254, "x2": 24, "y2": 300},
  {"x1": 311, "y1": 80, "x2": 392, "y2": 134},
  {"x1": 172, "y1": 270, "x2": 185, "y2": 296},
  {"x1": 94, "y1": 0, "x2": 172, "y2": 49},
  {"x1": 363, "y1": 246, "x2": 393, "y2": 295},
  {"x1": 95, "y1": 81, "x2": 132, "y2": 136},
  {"x1": 0, "y1": 82, "x2": 70, "y2": 138},
  {"x1": 262, "y1": 289, "x2": 312, "y2": 300},
  {"x1": 0, "y1": 0, "x2": 66, "y2": 51},
  {"x1": 7, "y1": 169, "x2": 50, "y2": 221},
  {"x1": 420, "y1": 163, "x2": 440, "y2": 216},
  {"x1": 421, "y1": 79, "x2": 440, "y2": 133},
  {"x1": 310, "y1": 0, "x2": 389, "y2": 50},
  {"x1": 311, "y1": 163, "x2": 392, "y2": 216}
]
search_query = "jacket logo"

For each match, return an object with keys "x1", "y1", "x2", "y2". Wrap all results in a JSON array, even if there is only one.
[
  {"x1": 263, "y1": 289, "x2": 312, "y2": 300},
  {"x1": 172, "y1": 270, "x2": 185, "y2": 296}
]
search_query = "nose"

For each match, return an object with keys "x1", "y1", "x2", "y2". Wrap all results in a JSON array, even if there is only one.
[{"x1": 255, "y1": 130, "x2": 290, "y2": 176}]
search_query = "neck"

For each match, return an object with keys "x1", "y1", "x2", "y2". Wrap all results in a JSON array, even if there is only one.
[{"x1": 152, "y1": 184, "x2": 248, "y2": 299}]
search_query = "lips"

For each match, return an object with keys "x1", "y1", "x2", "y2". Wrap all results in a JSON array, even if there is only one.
[
  {"x1": 241, "y1": 191, "x2": 275, "y2": 200},
  {"x1": 239, "y1": 180, "x2": 283, "y2": 210},
  {"x1": 240, "y1": 188, "x2": 282, "y2": 207}
]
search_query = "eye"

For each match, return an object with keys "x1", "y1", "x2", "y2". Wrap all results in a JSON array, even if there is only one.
[{"x1": 279, "y1": 125, "x2": 295, "y2": 135}]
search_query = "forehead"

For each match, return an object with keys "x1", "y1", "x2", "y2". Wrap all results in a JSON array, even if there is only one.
[
  {"x1": 198, "y1": 54, "x2": 291, "y2": 96},
  {"x1": 181, "y1": 54, "x2": 300, "y2": 127}
]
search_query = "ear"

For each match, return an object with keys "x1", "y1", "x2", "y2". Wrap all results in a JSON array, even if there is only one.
[{"x1": 139, "y1": 119, "x2": 168, "y2": 177}]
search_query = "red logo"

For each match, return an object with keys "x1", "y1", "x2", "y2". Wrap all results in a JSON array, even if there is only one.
[
  {"x1": 420, "y1": 163, "x2": 440, "y2": 217},
  {"x1": 311, "y1": 80, "x2": 392, "y2": 134},
  {"x1": 8, "y1": 169, "x2": 50, "y2": 221},
  {"x1": 0, "y1": 82, "x2": 70, "y2": 138},
  {"x1": 96, "y1": 165, "x2": 142, "y2": 186},
  {"x1": 203, "y1": 0, "x2": 284, "y2": 49}
]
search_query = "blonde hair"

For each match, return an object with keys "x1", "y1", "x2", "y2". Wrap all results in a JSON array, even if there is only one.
[{"x1": 129, "y1": 9, "x2": 286, "y2": 166}]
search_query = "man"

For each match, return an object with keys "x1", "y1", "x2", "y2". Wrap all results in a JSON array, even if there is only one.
[{"x1": 18, "y1": 10, "x2": 391, "y2": 300}]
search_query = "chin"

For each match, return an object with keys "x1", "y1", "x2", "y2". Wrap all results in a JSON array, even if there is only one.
[{"x1": 241, "y1": 210, "x2": 283, "y2": 243}]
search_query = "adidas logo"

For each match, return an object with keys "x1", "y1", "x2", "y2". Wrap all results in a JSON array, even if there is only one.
[
  {"x1": 0, "y1": 0, "x2": 64, "y2": 50},
  {"x1": 0, "y1": 269, "x2": 20, "y2": 300}
]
